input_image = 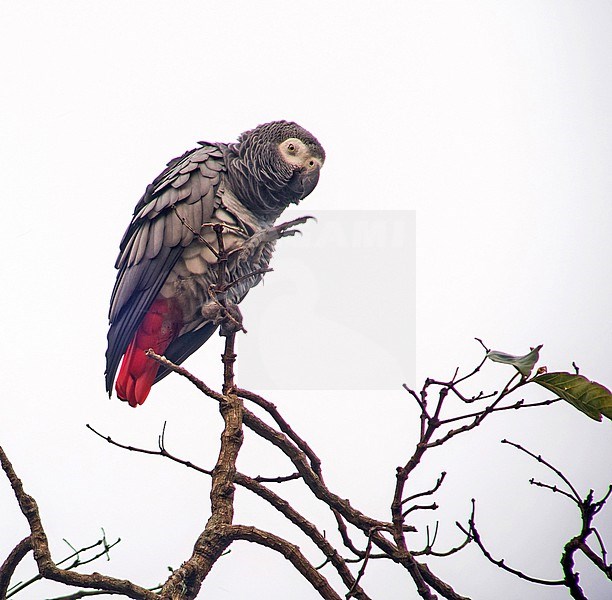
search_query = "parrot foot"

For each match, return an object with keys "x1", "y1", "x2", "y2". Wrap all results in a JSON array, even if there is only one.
[
  {"x1": 234, "y1": 215, "x2": 315, "y2": 263},
  {"x1": 201, "y1": 301, "x2": 245, "y2": 335}
]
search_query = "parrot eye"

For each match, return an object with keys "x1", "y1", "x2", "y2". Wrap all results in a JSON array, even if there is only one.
[{"x1": 287, "y1": 143, "x2": 296, "y2": 153}]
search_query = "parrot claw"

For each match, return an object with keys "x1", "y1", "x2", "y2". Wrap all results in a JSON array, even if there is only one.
[
  {"x1": 201, "y1": 301, "x2": 245, "y2": 335},
  {"x1": 220, "y1": 304, "x2": 244, "y2": 336},
  {"x1": 275, "y1": 215, "x2": 316, "y2": 237},
  {"x1": 234, "y1": 215, "x2": 315, "y2": 262}
]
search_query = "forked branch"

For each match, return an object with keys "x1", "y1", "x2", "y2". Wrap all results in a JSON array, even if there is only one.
[{"x1": 0, "y1": 446, "x2": 156, "y2": 600}]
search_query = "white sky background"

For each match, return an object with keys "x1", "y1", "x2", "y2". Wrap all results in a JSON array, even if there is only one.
[{"x1": 1, "y1": 1, "x2": 611, "y2": 599}]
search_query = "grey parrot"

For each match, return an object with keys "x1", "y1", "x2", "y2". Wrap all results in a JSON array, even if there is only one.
[{"x1": 105, "y1": 121, "x2": 325, "y2": 407}]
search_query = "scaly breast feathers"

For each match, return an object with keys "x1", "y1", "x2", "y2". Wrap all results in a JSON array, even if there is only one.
[{"x1": 158, "y1": 203, "x2": 275, "y2": 337}]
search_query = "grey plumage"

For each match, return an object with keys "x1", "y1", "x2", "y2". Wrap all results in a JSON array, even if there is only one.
[{"x1": 105, "y1": 121, "x2": 325, "y2": 403}]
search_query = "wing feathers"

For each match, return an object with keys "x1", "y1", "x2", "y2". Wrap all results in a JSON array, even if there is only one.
[
  {"x1": 187, "y1": 173, "x2": 203, "y2": 202},
  {"x1": 133, "y1": 220, "x2": 150, "y2": 266},
  {"x1": 191, "y1": 196, "x2": 204, "y2": 233},
  {"x1": 198, "y1": 162, "x2": 218, "y2": 178},
  {"x1": 177, "y1": 185, "x2": 192, "y2": 202},
  {"x1": 205, "y1": 157, "x2": 223, "y2": 172},
  {"x1": 154, "y1": 187, "x2": 178, "y2": 212},
  {"x1": 180, "y1": 222, "x2": 194, "y2": 247},
  {"x1": 179, "y1": 160, "x2": 199, "y2": 175},
  {"x1": 163, "y1": 210, "x2": 183, "y2": 247},
  {"x1": 171, "y1": 172, "x2": 190, "y2": 189},
  {"x1": 105, "y1": 144, "x2": 226, "y2": 393},
  {"x1": 146, "y1": 216, "x2": 165, "y2": 260}
]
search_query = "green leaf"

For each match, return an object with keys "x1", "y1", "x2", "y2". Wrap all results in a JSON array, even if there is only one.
[
  {"x1": 532, "y1": 372, "x2": 612, "y2": 422},
  {"x1": 486, "y1": 345, "x2": 543, "y2": 377}
]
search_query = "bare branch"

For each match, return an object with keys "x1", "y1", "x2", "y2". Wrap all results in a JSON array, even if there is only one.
[
  {"x1": 457, "y1": 500, "x2": 564, "y2": 587},
  {"x1": 5, "y1": 534, "x2": 121, "y2": 598},
  {"x1": 402, "y1": 383, "x2": 430, "y2": 420},
  {"x1": 159, "y1": 341, "x2": 243, "y2": 598},
  {"x1": 58, "y1": 537, "x2": 121, "y2": 571},
  {"x1": 145, "y1": 350, "x2": 224, "y2": 402},
  {"x1": 46, "y1": 591, "x2": 124, "y2": 599},
  {"x1": 578, "y1": 541, "x2": 612, "y2": 580},
  {"x1": 528, "y1": 478, "x2": 577, "y2": 503},
  {"x1": 253, "y1": 472, "x2": 301, "y2": 483},
  {"x1": 402, "y1": 472, "x2": 447, "y2": 505},
  {"x1": 414, "y1": 532, "x2": 472, "y2": 559},
  {"x1": 240, "y1": 405, "x2": 402, "y2": 534},
  {"x1": 562, "y1": 533, "x2": 589, "y2": 600},
  {"x1": 438, "y1": 397, "x2": 560, "y2": 427},
  {"x1": 227, "y1": 525, "x2": 342, "y2": 600},
  {"x1": 346, "y1": 532, "x2": 374, "y2": 598},
  {"x1": 594, "y1": 485, "x2": 612, "y2": 513},
  {"x1": 89, "y1": 426, "x2": 369, "y2": 599},
  {"x1": 0, "y1": 537, "x2": 32, "y2": 599},
  {"x1": 560, "y1": 486, "x2": 612, "y2": 599},
  {"x1": 501, "y1": 439, "x2": 582, "y2": 503},
  {"x1": 398, "y1": 554, "x2": 437, "y2": 600},
  {"x1": 88, "y1": 423, "x2": 214, "y2": 478},
  {"x1": 425, "y1": 376, "x2": 497, "y2": 404},
  {"x1": 0, "y1": 446, "x2": 156, "y2": 600},
  {"x1": 450, "y1": 343, "x2": 488, "y2": 386},
  {"x1": 403, "y1": 503, "x2": 439, "y2": 519},
  {"x1": 592, "y1": 527, "x2": 609, "y2": 568},
  {"x1": 474, "y1": 337, "x2": 490, "y2": 353},
  {"x1": 235, "y1": 473, "x2": 370, "y2": 599},
  {"x1": 236, "y1": 387, "x2": 323, "y2": 476},
  {"x1": 332, "y1": 513, "x2": 367, "y2": 559},
  {"x1": 46, "y1": 583, "x2": 163, "y2": 600},
  {"x1": 236, "y1": 387, "x2": 380, "y2": 566},
  {"x1": 131, "y1": 354, "x2": 452, "y2": 596},
  {"x1": 426, "y1": 374, "x2": 523, "y2": 449},
  {"x1": 417, "y1": 563, "x2": 473, "y2": 600}
]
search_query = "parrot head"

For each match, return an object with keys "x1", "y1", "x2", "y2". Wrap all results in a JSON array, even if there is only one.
[{"x1": 227, "y1": 120, "x2": 325, "y2": 220}]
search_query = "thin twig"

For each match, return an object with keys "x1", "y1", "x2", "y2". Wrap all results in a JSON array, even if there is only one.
[
  {"x1": 6, "y1": 534, "x2": 120, "y2": 598},
  {"x1": 88, "y1": 426, "x2": 368, "y2": 599},
  {"x1": 0, "y1": 446, "x2": 156, "y2": 600},
  {"x1": 501, "y1": 439, "x2": 582, "y2": 503},
  {"x1": 528, "y1": 478, "x2": 577, "y2": 503},
  {"x1": 426, "y1": 374, "x2": 524, "y2": 449},
  {"x1": 592, "y1": 527, "x2": 608, "y2": 567},
  {"x1": 402, "y1": 472, "x2": 447, "y2": 505},
  {"x1": 346, "y1": 532, "x2": 374, "y2": 598},
  {"x1": 413, "y1": 528, "x2": 472, "y2": 558},
  {"x1": 402, "y1": 503, "x2": 438, "y2": 518},
  {"x1": 87, "y1": 423, "x2": 214, "y2": 477},
  {"x1": 438, "y1": 397, "x2": 560, "y2": 426},
  {"x1": 253, "y1": 472, "x2": 301, "y2": 483},
  {"x1": 457, "y1": 500, "x2": 564, "y2": 587}
]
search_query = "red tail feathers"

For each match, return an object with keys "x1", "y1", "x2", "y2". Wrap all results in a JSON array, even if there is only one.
[{"x1": 115, "y1": 298, "x2": 183, "y2": 407}]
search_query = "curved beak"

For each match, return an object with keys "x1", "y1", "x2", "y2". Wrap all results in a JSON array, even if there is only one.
[{"x1": 288, "y1": 165, "x2": 321, "y2": 201}]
